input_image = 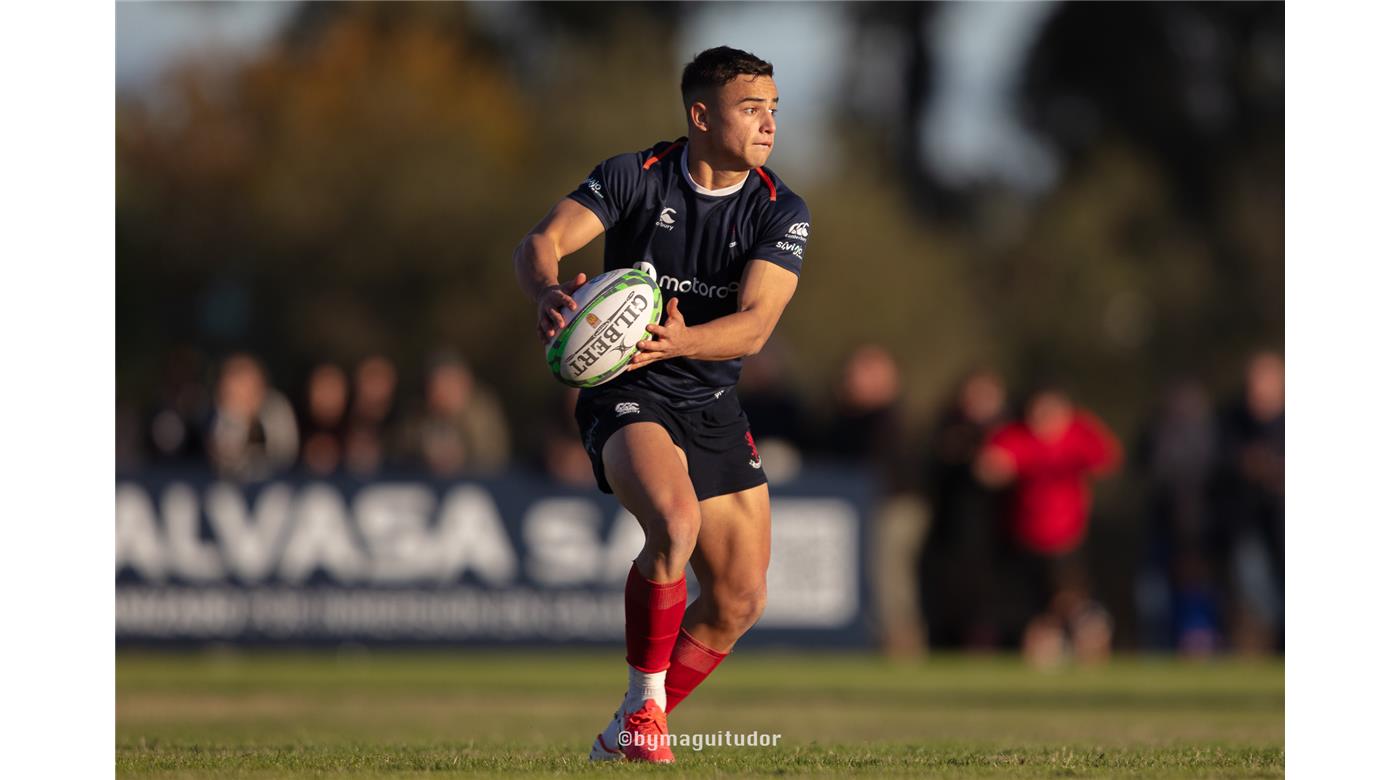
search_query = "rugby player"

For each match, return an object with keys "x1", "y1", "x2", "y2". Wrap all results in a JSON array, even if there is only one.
[{"x1": 512, "y1": 46, "x2": 810, "y2": 763}]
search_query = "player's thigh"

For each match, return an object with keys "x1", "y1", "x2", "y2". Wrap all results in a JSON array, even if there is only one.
[
  {"x1": 601, "y1": 422, "x2": 697, "y2": 533},
  {"x1": 690, "y1": 483, "x2": 772, "y2": 593}
]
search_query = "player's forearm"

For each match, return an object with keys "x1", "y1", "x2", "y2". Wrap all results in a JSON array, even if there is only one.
[
  {"x1": 682, "y1": 309, "x2": 770, "y2": 361},
  {"x1": 513, "y1": 233, "x2": 562, "y2": 302}
]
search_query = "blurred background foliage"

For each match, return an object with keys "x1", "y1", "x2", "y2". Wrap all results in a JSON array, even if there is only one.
[{"x1": 116, "y1": 0, "x2": 1282, "y2": 449}]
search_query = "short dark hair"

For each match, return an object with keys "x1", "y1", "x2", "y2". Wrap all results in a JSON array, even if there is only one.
[{"x1": 680, "y1": 46, "x2": 774, "y2": 106}]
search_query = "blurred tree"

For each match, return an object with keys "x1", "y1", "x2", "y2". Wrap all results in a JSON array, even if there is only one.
[
  {"x1": 832, "y1": 1, "x2": 1281, "y2": 420},
  {"x1": 117, "y1": 1, "x2": 683, "y2": 436}
]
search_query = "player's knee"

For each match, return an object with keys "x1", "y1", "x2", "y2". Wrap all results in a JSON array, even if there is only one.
[
  {"x1": 642, "y1": 501, "x2": 700, "y2": 565},
  {"x1": 653, "y1": 497, "x2": 701, "y2": 548},
  {"x1": 714, "y1": 583, "x2": 767, "y2": 634}
]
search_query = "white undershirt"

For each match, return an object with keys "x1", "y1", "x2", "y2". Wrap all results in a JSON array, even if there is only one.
[{"x1": 680, "y1": 147, "x2": 748, "y2": 197}]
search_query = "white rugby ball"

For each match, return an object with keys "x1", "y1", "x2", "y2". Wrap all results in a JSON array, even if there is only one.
[{"x1": 545, "y1": 269, "x2": 662, "y2": 387}]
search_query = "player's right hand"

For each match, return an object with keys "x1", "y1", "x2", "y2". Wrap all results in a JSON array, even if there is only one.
[{"x1": 537, "y1": 272, "x2": 587, "y2": 344}]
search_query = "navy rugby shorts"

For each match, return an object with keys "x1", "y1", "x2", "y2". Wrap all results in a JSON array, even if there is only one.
[{"x1": 573, "y1": 386, "x2": 767, "y2": 502}]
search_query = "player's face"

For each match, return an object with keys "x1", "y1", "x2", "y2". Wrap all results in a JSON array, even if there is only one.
[{"x1": 705, "y1": 75, "x2": 778, "y2": 169}]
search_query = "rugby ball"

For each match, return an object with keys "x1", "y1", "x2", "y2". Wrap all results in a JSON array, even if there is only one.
[{"x1": 545, "y1": 269, "x2": 662, "y2": 387}]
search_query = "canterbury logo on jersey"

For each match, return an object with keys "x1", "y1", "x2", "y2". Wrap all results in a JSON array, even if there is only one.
[{"x1": 785, "y1": 222, "x2": 809, "y2": 241}]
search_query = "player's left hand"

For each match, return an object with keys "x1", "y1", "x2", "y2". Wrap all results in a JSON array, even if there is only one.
[{"x1": 630, "y1": 298, "x2": 694, "y2": 370}]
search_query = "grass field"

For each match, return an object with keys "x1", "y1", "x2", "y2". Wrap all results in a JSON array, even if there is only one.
[{"x1": 116, "y1": 650, "x2": 1283, "y2": 778}]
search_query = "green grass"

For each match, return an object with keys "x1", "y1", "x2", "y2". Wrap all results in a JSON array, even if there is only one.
[{"x1": 117, "y1": 650, "x2": 1283, "y2": 778}]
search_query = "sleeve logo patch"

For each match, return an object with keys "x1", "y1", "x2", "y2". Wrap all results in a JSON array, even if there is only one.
[
  {"x1": 775, "y1": 241, "x2": 804, "y2": 258},
  {"x1": 614, "y1": 402, "x2": 641, "y2": 416},
  {"x1": 585, "y1": 177, "x2": 604, "y2": 200},
  {"x1": 784, "y1": 222, "x2": 810, "y2": 241}
]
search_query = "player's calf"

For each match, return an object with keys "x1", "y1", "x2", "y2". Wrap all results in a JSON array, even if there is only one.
[
  {"x1": 661, "y1": 583, "x2": 765, "y2": 714},
  {"x1": 689, "y1": 581, "x2": 768, "y2": 650},
  {"x1": 711, "y1": 583, "x2": 768, "y2": 641}
]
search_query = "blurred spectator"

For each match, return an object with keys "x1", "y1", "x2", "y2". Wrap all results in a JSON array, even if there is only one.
[
  {"x1": 206, "y1": 353, "x2": 299, "y2": 481},
  {"x1": 1215, "y1": 350, "x2": 1284, "y2": 654},
  {"x1": 976, "y1": 384, "x2": 1121, "y2": 667},
  {"x1": 825, "y1": 344, "x2": 903, "y2": 466},
  {"x1": 145, "y1": 346, "x2": 211, "y2": 463},
  {"x1": 1171, "y1": 553, "x2": 1225, "y2": 658},
  {"x1": 399, "y1": 351, "x2": 511, "y2": 477},
  {"x1": 344, "y1": 355, "x2": 399, "y2": 475},
  {"x1": 919, "y1": 369, "x2": 1013, "y2": 650},
  {"x1": 736, "y1": 342, "x2": 808, "y2": 483},
  {"x1": 531, "y1": 387, "x2": 595, "y2": 488},
  {"x1": 824, "y1": 344, "x2": 929, "y2": 657},
  {"x1": 1135, "y1": 380, "x2": 1223, "y2": 655},
  {"x1": 299, "y1": 362, "x2": 349, "y2": 475}
]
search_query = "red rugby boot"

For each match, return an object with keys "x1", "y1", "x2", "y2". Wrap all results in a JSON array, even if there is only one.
[{"x1": 620, "y1": 699, "x2": 675, "y2": 763}]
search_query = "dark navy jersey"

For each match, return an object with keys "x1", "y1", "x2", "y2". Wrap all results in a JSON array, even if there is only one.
[{"x1": 566, "y1": 137, "x2": 810, "y2": 410}]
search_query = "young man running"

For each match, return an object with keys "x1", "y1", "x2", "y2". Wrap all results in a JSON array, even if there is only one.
[{"x1": 513, "y1": 46, "x2": 809, "y2": 763}]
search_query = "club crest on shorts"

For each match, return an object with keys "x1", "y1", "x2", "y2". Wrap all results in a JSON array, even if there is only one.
[
  {"x1": 744, "y1": 430, "x2": 762, "y2": 469},
  {"x1": 614, "y1": 402, "x2": 640, "y2": 416}
]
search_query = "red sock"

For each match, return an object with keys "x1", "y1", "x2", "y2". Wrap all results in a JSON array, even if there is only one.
[
  {"x1": 624, "y1": 563, "x2": 688, "y2": 673},
  {"x1": 664, "y1": 627, "x2": 729, "y2": 713}
]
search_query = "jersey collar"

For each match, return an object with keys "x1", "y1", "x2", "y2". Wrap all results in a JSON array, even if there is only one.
[{"x1": 680, "y1": 147, "x2": 749, "y2": 197}]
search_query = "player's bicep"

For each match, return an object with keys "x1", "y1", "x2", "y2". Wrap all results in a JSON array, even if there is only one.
[
  {"x1": 738, "y1": 259, "x2": 799, "y2": 337},
  {"x1": 528, "y1": 198, "x2": 606, "y2": 259}
]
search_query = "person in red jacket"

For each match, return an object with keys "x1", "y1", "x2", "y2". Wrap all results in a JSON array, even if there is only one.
[{"x1": 976, "y1": 384, "x2": 1121, "y2": 666}]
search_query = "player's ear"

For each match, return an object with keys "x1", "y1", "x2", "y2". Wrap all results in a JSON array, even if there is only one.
[{"x1": 689, "y1": 100, "x2": 709, "y2": 132}]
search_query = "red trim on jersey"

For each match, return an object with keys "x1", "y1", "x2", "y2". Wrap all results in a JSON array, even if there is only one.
[
  {"x1": 753, "y1": 167, "x2": 777, "y2": 201},
  {"x1": 642, "y1": 138, "x2": 687, "y2": 171}
]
